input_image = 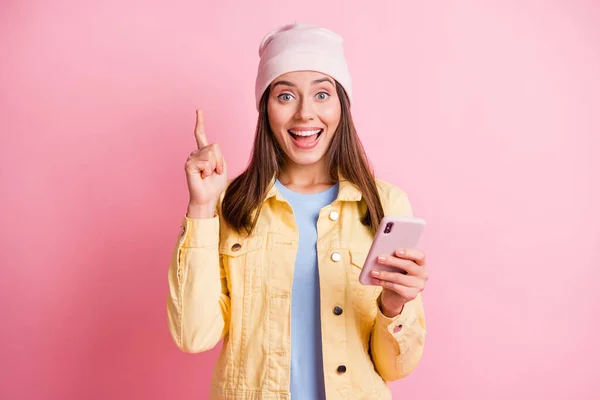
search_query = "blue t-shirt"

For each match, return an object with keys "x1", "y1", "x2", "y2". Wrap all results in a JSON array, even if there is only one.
[{"x1": 274, "y1": 179, "x2": 339, "y2": 400}]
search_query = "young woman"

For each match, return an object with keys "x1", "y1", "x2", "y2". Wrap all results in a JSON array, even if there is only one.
[{"x1": 167, "y1": 23, "x2": 428, "y2": 400}]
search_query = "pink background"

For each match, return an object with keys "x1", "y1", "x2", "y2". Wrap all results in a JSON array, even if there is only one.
[{"x1": 1, "y1": 0, "x2": 599, "y2": 399}]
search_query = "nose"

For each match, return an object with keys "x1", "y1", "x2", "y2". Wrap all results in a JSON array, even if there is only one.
[{"x1": 294, "y1": 96, "x2": 315, "y2": 121}]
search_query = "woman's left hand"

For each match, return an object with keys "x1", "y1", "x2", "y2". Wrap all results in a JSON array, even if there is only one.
[{"x1": 370, "y1": 248, "x2": 429, "y2": 318}]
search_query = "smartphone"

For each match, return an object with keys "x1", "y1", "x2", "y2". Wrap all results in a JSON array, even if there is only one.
[{"x1": 358, "y1": 216, "x2": 426, "y2": 285}]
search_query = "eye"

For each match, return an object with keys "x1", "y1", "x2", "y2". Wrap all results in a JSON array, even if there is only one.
[
  {"x1": 316, "y1": 92, "x2": 330, "y2": 100},
  {"x1": 277, "y1": 93, "x2": 294, "y2": 102}
]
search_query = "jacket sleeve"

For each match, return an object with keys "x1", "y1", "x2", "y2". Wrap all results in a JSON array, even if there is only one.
[
  {"x1": 369, "y1": 187, "x2": 427, "y2": 380},
  {"x1": 370, "y1": 292, "x2": 426, "y2": 380},
  {"x1": 166, "y1": 213, "x2": 231, "y2": 353}
]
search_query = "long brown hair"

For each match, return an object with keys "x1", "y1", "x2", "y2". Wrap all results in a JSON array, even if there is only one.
[{"x1": 222, "y1": 81, "x2": 384, "y2": 236}]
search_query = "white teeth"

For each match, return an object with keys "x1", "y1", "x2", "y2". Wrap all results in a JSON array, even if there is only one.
[{"x1": 289, "y1": 129, "x2": 322, "y2": 136}]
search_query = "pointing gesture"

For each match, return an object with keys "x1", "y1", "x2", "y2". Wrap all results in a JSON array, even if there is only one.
[
  {"x1": 194, "y1": 109, "x2": 208, "y2": 148},
  {"x1": 185, "y1": 109, "x2": 228, "y2": 217}
]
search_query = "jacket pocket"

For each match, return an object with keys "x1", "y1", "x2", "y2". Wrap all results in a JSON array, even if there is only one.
[
  {"x1": 219, "y1": 233, "x2": 266, "y2": 292},
  {"x1": 348, "y1": 250, "x2": 379, "y2": 323}
]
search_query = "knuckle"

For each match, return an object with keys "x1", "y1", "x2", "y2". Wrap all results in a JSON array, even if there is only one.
[{"x1": 399, "y1": 260, "x2": 411, "y2": 272}]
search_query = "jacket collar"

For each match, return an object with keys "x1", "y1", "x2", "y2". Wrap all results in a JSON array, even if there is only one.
[{"x1": 264, "y1": 172, "x2": 362, "y2": 203}]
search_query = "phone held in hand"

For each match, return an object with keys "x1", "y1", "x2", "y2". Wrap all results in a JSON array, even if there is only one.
[{"x1": 358, "y1": 216, "x2": 426, "y2": 286}]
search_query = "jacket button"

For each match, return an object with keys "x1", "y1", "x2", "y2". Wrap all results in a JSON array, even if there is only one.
[
  {"x1": 336, "y1": 365, "x2": 346, "y2": 374},
  {"x1": 331, "y1": 252, "x2": 341, "y2": 262},
  {"x1": 333, "y1": 305, "x2": 343, "y2": 315},
  {"x1": 329, "y1": 211, "x2": 339, "y2": 221},
  {"x1": 231, "y1": 243, "x2": 242, "y2": 252}
]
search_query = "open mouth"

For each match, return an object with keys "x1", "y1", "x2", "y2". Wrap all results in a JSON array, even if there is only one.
[{"x1": 287, "y1": 129, "x2": 323, "y2": 144}]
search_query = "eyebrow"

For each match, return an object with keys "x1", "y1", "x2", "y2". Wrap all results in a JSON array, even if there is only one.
[{"x1": 271, "y1": 77, "x2": 335, "y2": 89}]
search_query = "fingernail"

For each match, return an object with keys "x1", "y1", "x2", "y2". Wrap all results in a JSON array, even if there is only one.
[
  {"x1": 377, "y1": 256, "x2": 386, "y2": 263},
  {"x1": 371, "y1": 270, "x2": 379, "y2": 277},
  {"x1": 397, "y1": 249, "x2": 405, "y2": 256}
]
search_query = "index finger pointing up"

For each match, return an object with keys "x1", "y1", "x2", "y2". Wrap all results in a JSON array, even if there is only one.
[{"x1": 194, "y1": 109, "x2": 208, "y2": 148}]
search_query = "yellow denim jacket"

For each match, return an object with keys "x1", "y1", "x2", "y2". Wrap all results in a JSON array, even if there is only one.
[{"x1": 167, "y1": 176, "x2": 426, "y2": 400}]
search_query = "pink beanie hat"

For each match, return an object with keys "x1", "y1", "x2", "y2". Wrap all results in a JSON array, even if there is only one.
[{"x1": 255, "y1": 22, "x2": 352, "y2": 110}]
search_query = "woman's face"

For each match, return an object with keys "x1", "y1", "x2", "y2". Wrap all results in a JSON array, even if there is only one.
[{"x1": 267, "y1": 70, "x2": 342, "y2": 167}]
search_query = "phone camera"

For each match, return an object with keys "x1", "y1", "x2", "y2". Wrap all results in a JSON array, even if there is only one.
[{"x1": 383, "y1": 222, "x2": 394, "y2": 234}]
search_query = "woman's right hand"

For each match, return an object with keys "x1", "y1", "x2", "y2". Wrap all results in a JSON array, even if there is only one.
[{"x1": 185, "y1": 109, "x2": 228, "y2": 218}]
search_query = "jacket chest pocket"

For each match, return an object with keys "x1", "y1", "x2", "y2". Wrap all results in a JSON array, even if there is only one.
[
  {"x1": 219, "y1": 234, "x2": 266, "y2": 293},
  {"x1": 347, "y1": 250, "x2": 379, "y2": 323}
]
